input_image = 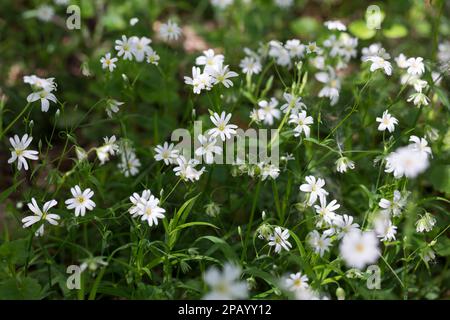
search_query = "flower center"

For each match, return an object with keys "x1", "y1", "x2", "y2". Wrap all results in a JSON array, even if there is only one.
[
  {"x1": 77, "y1": 196, "x2": 85, "y2": 204},
  {"x1": 355, "y1": 243, "x2": 365, "y2": 253}
]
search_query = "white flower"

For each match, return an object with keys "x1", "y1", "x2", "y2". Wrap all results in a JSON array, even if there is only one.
[
  {"x1": 96, "y1": 136, "x2": 119, "y2": 165},
  {"x1": 406, "y1": 57, "x2": 425, "y2": 76},
  {"x1": 8, "y1": 134, "x2": 39, "y2": 171},
  {"x1": 361, "y1": 43, "x2": 383, "y2": 61},
  {"x1": 285, "y1": 272, "x2": 309, "y2": 292},
  {"x1": 203, "y1": 263, "x2": 248, "y2": 300},
  {"x1": 136, "y1": 194, "x2": 166, "y2": 227},
  {"x1": 379, "y1": 190, "x2": 408, "y2": 217},
  {"x1": 407, "y1": 92, "x2": 430, "y2": 107},
  {"x1": 258, "y1": 163, "x2": 280, "y2": 181},
  {"x1": 305, "y1": 42, "x2": 323, "y2": 55},
  {"x1": 196, "y1": 49, "x2": 224, "y2": 73},
  {"x1": 335, "y1": 156, "x2": 355, "y2": 173},
  {"x1": 24, "y1": 75, "x2": 57, "y2": 92},
  {"x1": 410, "y1": 78, "x2": 428, "y2": 93},
  {"x1": 409, "y1": 136, "x2": 432, "y2": 157},
  {"x1": 36, "y1": 5, "x2": 54, "y2": 22},
  {"x1": 208, "y1": 112, "x2": 238, "y2": 141},
  {"x1": 416, "y1": 212, "x2": 436, "y2": 233},
  {"x1": 327, "y1": 214, "x2": 360, "y2": 239},
  {"x1": 115, "y1": 35, "x2": 134, "y2": 61},
  {"x1": 129, "y1": 17, "x2": 139, "y2": 26},
  {"x1": 315, "y1": 68, "x2": 340, "y2": 105},
  {"x1": 311, "y1": 55, "x2": 326, "y2": 69},
  {"x1": 274, "y1": 0, "x2": 293, "y2": 8},
  {"x1": 307, "y1": 230, "x2": 332, "y2": 257},
  {"x1": 285, "y1": 39, "x2": 305, "y2": 58},
  {"x1": 173, "y1": 156, "x2": 205, "y2": 182},
  {"x1": 100, "y1": 53, "x2": 118, "y2": 72},
  {"x1": 269, "y1": 41, "x2": 291, "y2": 67},
  {"x1": 210, "y1": 65, "x2": 238, "y2": 88},
  {"x1": 27, "y1": 89, "x2": 57, "y2": 112},
  {"x1": 65, "y1": 185, "x2": 96, "y2": 217},
  {"x1": 289, "y1": 111, "x2": 313, "y2": 138},
  {"x1": 54, "y1": 0, "x2": 70, "y2": 5},
  {"x1": 438, "y1": 41, "x2": 450, "y2": 65},
  {"x1": 257, "y1": 98, "x2": 281, "y2": 126},
  {"x1": 339, "y1": 230, "x2": 380, "y2": 269},
  {"x1": 210, "y1": 0, "x2": 234, "y2": 9},
  {"x1": 280, "y1": 92, "x2": 306, "y2": 113},
  {"x1": 22, "y1": 198, "x2": 60, "y2": 237},
  {"x1": 395, "y1": 53, "x2": 409, "y2": 68},
  {"x1": 268, "y1": 227, "x2": 292, "y2": 253},
  {"x1": 195, "y1": 134, "x2": 222, "y2": 164},
  {"x1": 159, "y1": 20, "x2": 182, "y2": 42},
  {"x1": 364, "y1": 55, "x2": 392, "y2": 76},
  {"x1": 385, "y1": 146, "x2": 429, "y2": 179},
  {"x1": 129, "y1": 190, "x2": 152, "y2": 218},
  {"x1": 376, "y1": 110, "x2": 398, "y2": 133},
  {"x1": 324, "y1": 20, "x2": 346, "y2": 31},
  {"x1": 146, "y1": 48, "x2": 160, "y2": 65},
  {"x1": 154, "y1": 142, "x2": 179, "y2": 165},
  {"x1": 105, "y1": 99, "x2": 123, "y2": 118},
  {"x1": 80, "y1": 256, "x2": 108, "y2": 273},
  {"x1": 299, "y1": 176, "x2": 329, "y2": 206},
  {"x1": 184, "y1": 66, "x2": 213, "y2": 94},
  {"x1": 118, "y1": 151, "x2": 141, "y2": 177},
  {"x1": 314, "y1": 197, "x2": 340, "y2": 227},
  {"x1": 130, "y1": 36, "x2": 152, "y2": 62},
  {"x1": 239, "y1": 57, "x2": 262, "y2": 75},
  {"x1": 373, "y1": 214, "x2": 397, "y2": 241}
]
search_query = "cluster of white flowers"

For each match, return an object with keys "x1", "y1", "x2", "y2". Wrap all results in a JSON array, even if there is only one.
[
  {"x1": 154, "y1": 111, "x2": 239, "y2": 181},
  {"x1": 385, "y1": 135, "x2": 432, "y2": 179},
  {"x1": 363, "y1": 45, "x2": 393, "y2": 76},
  {"x1": 184, "y1": 49, "x2": 238, "y2": 94},
  {"x1": 22, "y1": 185, "x2": 96, "y2": 236},
  {"x1": 128, "y1": 189, "x2": 166, "y2": 227},
  {"x1": 395, "y1": 54, "x2": 430, "y2": 107},
  {"x1": 24, "y1": 75, "x2": 58, "y2": 112},
  {"x1": 100, "y1": 34, "x2": 161, "y2": 72},
  {"x1": 298, "y1": 175, "x2": 381, "y2": 268},
  {"x1": 372, "y1": 190, "x2": 409, "y2": 242}
]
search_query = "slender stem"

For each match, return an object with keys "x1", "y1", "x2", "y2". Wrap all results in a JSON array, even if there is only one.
[{"x1": 0, "y1": 103, "x2": 31, "y2": 139}]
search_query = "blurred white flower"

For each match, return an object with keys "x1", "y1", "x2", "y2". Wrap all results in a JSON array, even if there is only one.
[
  {"x1": 159, "y1": 20, "x2": 182, "y2": 42},
  {"x1": 203, "y1": 263, "x2": 248, "y2": 300},
  {"x1": 339, "y1": 230, "x2": 380, "y2": 269}
]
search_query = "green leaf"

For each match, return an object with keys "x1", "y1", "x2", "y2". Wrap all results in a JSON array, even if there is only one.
[
  {"x1": 169, "y1": 222, "x2": 218, "y2": 236},
  {"x1": 428, "y1": 165, "x2": 450, "y2": 194},
  {"x1": 383, "y1": 24, "x2": 408, "y2": 38},
  {"x1": 195, "y1": 236, "x2": 238, "y2": 262},
  {"x1": 0, "y1": 239, "x2": 29, "y2": 266},
  {"x1": 0, "y1": 277, "x2": 43, "y2": 300},
  {"x1": 349, "y1": 20, "x2": 376, "y2": 40},
  {"x1": 290, "y1": 17, "x2": 320, "y2": 38}
]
